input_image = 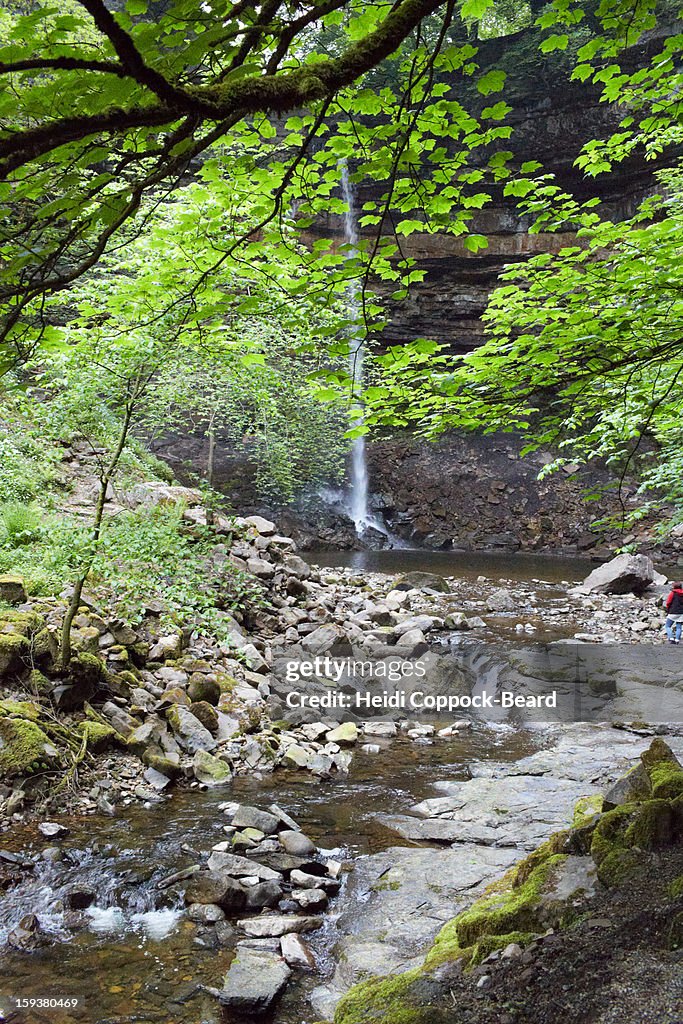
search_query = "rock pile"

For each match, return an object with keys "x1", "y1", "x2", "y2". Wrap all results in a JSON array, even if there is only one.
[{"x1": 180, "y1": 802, "x2": 341, "y2": 1014}]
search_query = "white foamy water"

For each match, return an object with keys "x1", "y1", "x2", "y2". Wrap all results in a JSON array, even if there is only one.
[
  {"x1": 130, "y1": 908, "x2": 182, "y2": 940},
  {"x1": 86, "y1": 906, "x2": 126, "y2": 934}
]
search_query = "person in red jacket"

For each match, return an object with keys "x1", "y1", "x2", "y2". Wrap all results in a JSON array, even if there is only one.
[{"x1": 665, "y1": 582, "x2": 683, "y2": 643}]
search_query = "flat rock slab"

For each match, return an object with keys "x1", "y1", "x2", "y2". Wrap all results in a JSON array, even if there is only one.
[
  {"x1": 219, "y1": 947, "x2": 290, "y2": 1013},
  {"x1": 206, "y1": 851, "x2": 282, "y2": 881},
  {"x1": 238, "y1": 914, "x2": 323, "y2": 937},
  {"x1": 310, "y1": 843, "x2": 519, "y2": 1018}
]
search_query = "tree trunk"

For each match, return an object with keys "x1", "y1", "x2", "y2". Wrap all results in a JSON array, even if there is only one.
[
  {"x1": 60, "y1": 401, "x2": 134, "y2": 671},
  {"x1": 206, "y1": 412, "x2": 216, "y2": 527}
]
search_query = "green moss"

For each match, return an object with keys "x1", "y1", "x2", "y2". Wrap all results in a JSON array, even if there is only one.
[
  {"x1": 596, "y1": 848, "x2": 642, "y2": 887},
  {"x1": 573, "y1": 794, "x2": 603, "y2": 826},
  {"x1": 426, "y1": 853, "x2": 565, "y2": 965},
  {"x1": 27, "y1": 668, "x2": 52, "y2": 695},
  {"x1": 335, "y1": 968, "x2": 424, "y2": 1024},
  {"x1": 0, "y1": 716, "x2": 57, "y2": 778},
  {"x1": 76, "y1": 720, "x2": 117, "y2": 752},
  {"x1": 590, "y1": 804, "x2": 637, "y2": 865},
  {"x1": 1, "y1": 610, "x2": 42, "y2": 637},
  {"x1": 69, "y1": 652, "x2": 105, "y2": 686},
  {"x1": 0, "y1": 699, "x2": 41, "y2": 720},
  {"x1": 0, "y1": 631, "x2": 31, "y2": 673},
  {"x1": 649, "y1": 763, "x2": 683, "y2": 800},
  {"x1": 624, "y1": 799, "x2": 676, "y2": 849}
]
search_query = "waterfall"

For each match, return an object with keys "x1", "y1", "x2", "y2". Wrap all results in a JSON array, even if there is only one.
[{"x1": 340, "y1": 160, "x2": 370, "y2": 534}]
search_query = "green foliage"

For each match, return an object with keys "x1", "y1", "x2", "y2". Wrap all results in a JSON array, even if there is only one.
[
  {"x1": 0, "y1": 501, "x2": 43, "y2": 548},
  {"x1": 95, "y1": 504, "x2": 263, "y2": 639}
]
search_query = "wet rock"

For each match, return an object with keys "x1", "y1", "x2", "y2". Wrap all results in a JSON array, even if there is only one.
[
  {"x1": 184, "y1": 871, "x2": 247, "y2": 911},
  {"x1": 192, "y1": 750, "x2": 231, "y2": 786},
  {"x1": 245, "y1": 880, "x2": 283, "y2": 909},
  {"x1": 143, "y1": 766, "x2": 172, "y2": 791},
  {"x1": 232, "y1": 805, "x2": 279, "y2": 834},
  {"x1": 292, "y1": 887, "x2": 328, "y2": 911},
  {"x1": 290, "y1": 869, "x2": 341, "y2": 893},
  {"x1": 269, "y1": 804, "x2": 301, "y2": 831},
  {"x1": 238, "y1": 914, "x2": 323, "y2": 937},
  {"x1": 279, "y1": 830, "x2": 316, "y2": 856},
  {"x1": 206, "y1": 851, "x2": 283, "y2": 881},
  {"x1": 217, "y1": 946, "x2": 290, "y2": 1013},
  {"x1": 7, "y1": 913, "x2": 50, "y2": 951},
  {"x1": 281, "y1": 932, "x2": 316, "y2": 969},
  {"x1": 63, "y1": 885, "x2": 96, "y2": 910},
  {"x1": 187, "y1": 902, "x2": 226, "y2": 924},
  {"x1": 38, "y1": 821, "x2": 69, "y2": 839},
  {"x1": 325, "y1": 723, "x2": 358, "y2": 746}
]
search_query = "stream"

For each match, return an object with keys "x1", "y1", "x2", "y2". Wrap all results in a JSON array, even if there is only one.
[{"x1": 0, "y1": 551, "x2": 675, "y2": 1024}]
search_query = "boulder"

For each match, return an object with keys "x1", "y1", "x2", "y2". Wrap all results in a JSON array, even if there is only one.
[
  {"x1": 281, "y1": 932, "x2": 316, "y2": 969},
  {"x1": 248, "y1": 557, "x2": 276, "y2": 579},
  {"x1": 0, "y1": 718, "x2": 59, "y2": 778},
  {"x1": 232, "y1": 805, "x2": 280, "y2": 834},
  {"x1": 206, "y1": 851, "x2": 283, "y2": 881},
  {"x1": 578, "y1": 553, "x2": 661, "y2": 596},
  {"x1": 149, "y1": 634, "x2": 183, "y2": 661},
  {"x1": 166, "y1": 704, "x2": 216, "y2": 753},
  {"x1": 282, "y1": 744, "x2": 313, "y2": 768},
  {"x1": 291, "y1": 887, "x2": 328, "y2": 911},
  {"x1": 279, "y1": 830, "x2": 316, "y2": 856},
  {"x1": 0, "y1": 575, "x2": 27, "y2": 604},
  {"x1": 289, "y1": 869, "x2": 340, "y2": 893},
  {"x1": 394, "y1": 615, "x2": 435, "y2": 636},
  {"x1": 238, "y1": 914, "x2": 323, "y2": 937},
  {"x1": 245, "y1": 515, "x2": 277, "y2": 535},
  {"x1": 187, "y1": 674, "x2": 221, "y2": 705},
  {"x1": 394, "y1": 572, "x2": 450, "y2": 593},
  {"x1": 300, "y1": 624, "x2": 346, "y2": 655},
  {"x1": 486, "y1": 588, "x2": 516, "y2": 612},
  {"x1": 282, "y1": 554, "x2": 311, "y2": 578},
  {"x1": 125, "y1": 482, "x2": 202, "y2": 508},
  {"x1": 218, "y1": 947, "x2": 290, "y2": 1014},
  {"x1": 184, "y1": 871, "x2": 247, "y2": 911},
  {"x1": 192, "y1": 750, "x2": 232, "y2": 786},
  {"x1": 325, "y1": 723, "x2": 358, "y2": 746},
  {"x1": 189, "y1": 700, "x2": 219, "y2": 735},
  {"x1": 245, "y1": 880, "x2": 283, "y2": 909}
]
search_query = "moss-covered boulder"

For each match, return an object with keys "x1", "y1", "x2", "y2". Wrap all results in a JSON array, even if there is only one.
[
  {"x1": 0, "y1": 716, "x2": 59, "y2": 778},
  {"x1": 0, "y1": 575, "x2": 27, "y2": 604},
  {"x1": 189, "y1": 700, "x2": 219, "y2": 735},
  {"x1": 0, "y1": 631, "x2": 31, "y2": 677},
  {"x1": 76, "y1": 720, "x2": 118, "y2": 753},
  {"x1": 187, "y1": 673, "x2": 221, "y2": 705}
]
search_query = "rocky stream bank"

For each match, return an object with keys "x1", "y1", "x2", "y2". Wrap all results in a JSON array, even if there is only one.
[{"x1": 1, "y1": 491, "x2": 683, "y2": 1022}]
